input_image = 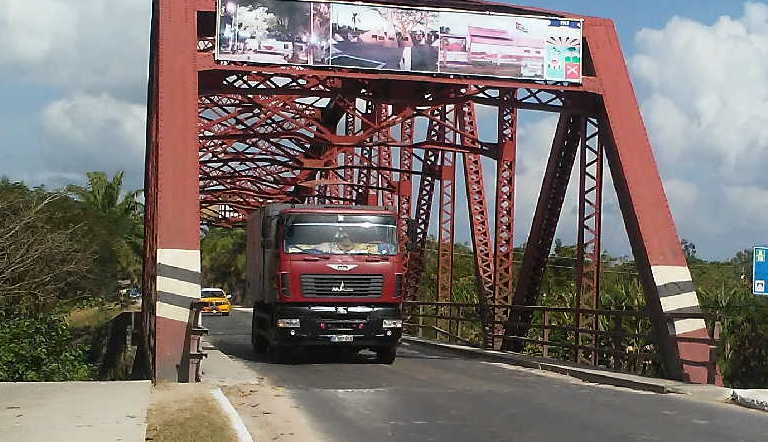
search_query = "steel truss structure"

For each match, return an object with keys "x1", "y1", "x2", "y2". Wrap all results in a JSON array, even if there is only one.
[{"x1": 144, "y1": 0, "x2": 716, "y2": 384}]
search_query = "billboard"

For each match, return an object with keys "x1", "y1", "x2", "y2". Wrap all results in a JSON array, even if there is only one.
[
  {"x1": 755, "y1": 246, "x2": 768, "y2": 295},
  {"x1": 216, "y1": 0, "x2": 583, "y2": 83}
]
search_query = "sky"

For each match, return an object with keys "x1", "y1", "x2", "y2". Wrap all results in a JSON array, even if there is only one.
[{"x1": 0, "y1": 1, "x2": 766, "y2": 260}]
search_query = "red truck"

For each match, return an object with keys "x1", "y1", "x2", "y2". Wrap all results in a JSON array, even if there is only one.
[{"x1": 247, "y1": 204, "x2": 408, "y2": 363}]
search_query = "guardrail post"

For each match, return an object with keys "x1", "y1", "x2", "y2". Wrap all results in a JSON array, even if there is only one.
[
  {"x1": 611, "y1": 315, "x2": 623, "y2": 370},
  {"x1": 181, "y1": 301, "x2": 208, "y2": 383},
  {"x1": 543, "y1": 310, "x2": 551, "y2": 358},
  {"x1": 418, "y1": 304, "x2": 424, "y2": 338}
]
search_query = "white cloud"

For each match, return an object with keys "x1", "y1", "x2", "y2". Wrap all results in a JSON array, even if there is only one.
[
  {"x1": 723, "y1": 184, "x2": 768, "y2": 222},
  {"x1": 0, "y1": 0, "x2": 150, "y2": 98},
  {"x1": 0, "y1": 0, "x2": 150, "y2": 190},
  {"x1": 40, "y1": 93, "x2": 146, "y2": 189},
  {"x1": 630, "y1": 2, "x2": 768, "y2": 257}
]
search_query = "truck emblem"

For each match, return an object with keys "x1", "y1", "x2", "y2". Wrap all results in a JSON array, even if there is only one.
[
  {"x1": 328, "y1": 264, "x2": 358, "y2": 272},
  {"x1": 332, "y1": 281, "x2": 354, "y2": 293}
]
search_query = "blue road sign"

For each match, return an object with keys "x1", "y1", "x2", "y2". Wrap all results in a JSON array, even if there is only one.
[{"x1": 755, "y1": 247, "x2": 768, "y2": 295}]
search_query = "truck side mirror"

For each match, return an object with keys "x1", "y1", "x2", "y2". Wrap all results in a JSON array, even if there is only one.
[{"x1": 405, "y1": 219, "x2": 417, "y2": 252}]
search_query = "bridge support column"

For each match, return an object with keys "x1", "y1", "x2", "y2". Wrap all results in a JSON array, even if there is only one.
[
  {"x1": 146, "y1": 0, "x2": 201, "y2": 382},
  {"x1": 588, "y1": 18, "x2": 716, "y2": 383}
]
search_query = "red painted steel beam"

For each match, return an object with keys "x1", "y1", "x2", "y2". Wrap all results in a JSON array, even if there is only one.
[
  {"x1": 437, "y1": 150, "x2": 456, "y2": 304},
  {"x1": 397, "y1": 106, "x2": 415, "y2": 258},
  {"x1": 149, "y1": 0, "x2": 202, "y2": 382},
  {"x1": 585, "y1": 18, "x2": 716, "y2": 383},
  {"x1": 575, "y1": 117, "x2": 604, "y2": 365},
  {"x1": 506, "y1": 114, "x2": 582, "y2": 351},
  {"x1": 196, "y1": 55, "x2": 602, "y2": 93},
  {"x1": 457, "y1": 102, "x2": 497, "y2": 348},
  {"x1": 404, "y1": 108, "x2": 443, "y2": 300},
  {"x1": 494, "y1": 89, "x2": 518, "y2": 349}
]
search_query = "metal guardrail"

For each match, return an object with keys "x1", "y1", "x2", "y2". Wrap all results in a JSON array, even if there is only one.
[
  {"x1": 181, "y1": 301, "x2": 209, "y2": 383},
  {"x1": 403, "y1": 301, "x2": 720, "y2": 380}
]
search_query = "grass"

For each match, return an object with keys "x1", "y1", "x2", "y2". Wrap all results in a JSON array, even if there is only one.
[
  {"x1": 67, "y1": 303, "x2": 124, "y2": 330},
  {"x1": 146, "y1": 384, "x2": 238, "y2": 442}
]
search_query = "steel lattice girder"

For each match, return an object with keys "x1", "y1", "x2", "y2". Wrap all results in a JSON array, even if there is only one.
[
  {"x1": 575, "y1": 117, "x2": 604, "y2": 365},
  {"x1": 145, "y1": 0, "x2": 715, "y2": 384}
]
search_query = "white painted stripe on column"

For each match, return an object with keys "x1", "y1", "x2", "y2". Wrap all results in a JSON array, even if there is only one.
[
  {"x1": 660, "y1": 292, "x2": 699, "y2": 312},
  {"x1": 157, "y1": 276, "x2": 201, "y2": 299},
  {"x1": 158, "y1": 248, "x2": 201, "y2": 272},
  {"x1": 157, "y1": 301, "x2": 192, "y2": 322},
  {"x1": 651, "y1": 266, "x2": 692, "y2": 286},
  {"x1": 672, "y1": 318, "x2": 707, "y2": 336}
]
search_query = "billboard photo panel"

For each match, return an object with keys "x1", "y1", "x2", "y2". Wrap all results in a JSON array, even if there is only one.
[
  {"x1": 330, "y1": 4, "x2": 440, "y2": 72},
  {"x1": 438, "y1": 13, "x2": 547, "y2": 79},
  {"x1": 311, "y1": 2, "x2": 332, "y2": 65},
  {"x1": 216, "y1": 0, "x2": 583, "y2": 84},
  {"x1": 217, "y1": 0, "x2": 312, "y2": 65}
]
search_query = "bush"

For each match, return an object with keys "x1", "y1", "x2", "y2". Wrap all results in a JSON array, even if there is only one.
[
  {"x1": 0, "y1": 313, "x2": 92, "y2": 381},
  {"x1": 719, "y1": 299, "x2": 768, "y2": 388}
]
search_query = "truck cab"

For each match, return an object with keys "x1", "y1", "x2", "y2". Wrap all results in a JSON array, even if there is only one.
[{"x1": 247, "y1": 205, "x2": 405, "y2": 363}]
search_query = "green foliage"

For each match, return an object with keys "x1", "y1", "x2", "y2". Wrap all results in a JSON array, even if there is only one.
[
  {"x1": 67, "y1": 171, "x2": 144, "y2": 286},
  {"x1": 718, "y1": 298, "x2": 768, "y2": 388},
  {"x1": 699, "y1": 287, "x2": 768, "y2": 388},
  {"x1": 201, "y1": 228, "x2": 247, "y2": 300},
  {"x1": 0, "y1": 312, "x2": 92, "y2": 382},
  {"x1": 0, "y1": 172, "x2": 142, "y2": 382}
]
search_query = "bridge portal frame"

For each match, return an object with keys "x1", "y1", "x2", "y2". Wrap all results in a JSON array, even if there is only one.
[{"x1": 144, "y1": 0, "x2": 714, "y2": 384}]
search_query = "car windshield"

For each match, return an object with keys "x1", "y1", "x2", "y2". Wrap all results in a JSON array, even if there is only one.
[
  {"x1": 202, "y1": 290, "x2": 225, "y2": 298},
  {"x1": 284, "y1": 215, "x2": 397, "y2": 256}
]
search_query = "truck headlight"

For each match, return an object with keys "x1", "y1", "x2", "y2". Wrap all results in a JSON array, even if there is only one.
[
  {"x1": 383, "y1": 319, "x2": 403, "y2": 328},
  {"x1": 277, "y1": 319, "x2": 301, "y2": 328}
]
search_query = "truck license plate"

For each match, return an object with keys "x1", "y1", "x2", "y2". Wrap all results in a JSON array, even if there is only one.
[{"x1": 331, "y1": 335, "x2": 354, "y2": 343}]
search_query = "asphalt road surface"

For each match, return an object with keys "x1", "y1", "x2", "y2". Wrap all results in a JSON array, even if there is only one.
[{"x1": 204, "y1": 309, "x2": 768, "y2": 442}]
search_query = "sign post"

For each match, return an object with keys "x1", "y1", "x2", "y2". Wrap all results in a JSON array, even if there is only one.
[{"x1": 754, "y1": 246, "x2": 768, "y2": 295}]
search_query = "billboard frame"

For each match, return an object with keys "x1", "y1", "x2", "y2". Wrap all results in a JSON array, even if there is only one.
[{"x1": 214, "y1": 0, "x2": 583, "y2": 84}]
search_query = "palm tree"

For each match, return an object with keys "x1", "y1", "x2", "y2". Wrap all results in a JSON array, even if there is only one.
[
  {"x1": 66, "y1": 171, "x2": 141, "y2": 218},
  {"x1": 67, "y1": 171, "x2": 144, "y2": 286}
]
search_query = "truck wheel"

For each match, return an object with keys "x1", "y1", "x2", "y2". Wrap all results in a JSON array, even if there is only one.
[
  {"x1": 376, "y1": 346, "x2": 397, "y2": 364},
  {"x1": 268, "y1": 344, "x2": 292, "y2": 364},
  {"x1": 252, "y1": 333, "x2": 268, "y2": 353},
  {"x1": 251, "y1": 317, "x2": 268, "y2": 353}
]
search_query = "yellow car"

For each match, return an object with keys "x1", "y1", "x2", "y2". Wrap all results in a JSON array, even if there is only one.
[{"x1": 200, "y1": 288, "x2": 232, "y2": 316}]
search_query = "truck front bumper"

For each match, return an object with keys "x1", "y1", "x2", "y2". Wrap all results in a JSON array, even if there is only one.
[{"x1": 271, "y1": 304, "x2": 402, "y2": 348}]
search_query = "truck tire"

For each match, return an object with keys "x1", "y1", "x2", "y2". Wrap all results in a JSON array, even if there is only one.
[
  {"x1": 376, "y1": 346, "x2": 397, "y2": 364},
  {"x1": 268, "y1": 344, "x2": 292, "y2": 364},
  {"x1": 252, "y1": 333, "x2": 268, "y2": 353},
  {"x1": 251, "y1": 315, "x2": 268, "y2": 353}
]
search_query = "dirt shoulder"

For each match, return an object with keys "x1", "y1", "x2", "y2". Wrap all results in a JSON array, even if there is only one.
[
  {"x1": 146, "y1": 383, "x2": 237, "y2": 442},
  {"x1": 203, "y1": 342, "x2": 328, "y2": 441},
  {"x1": 222, "y1": 381, "x2": 327, "y2": 442}
]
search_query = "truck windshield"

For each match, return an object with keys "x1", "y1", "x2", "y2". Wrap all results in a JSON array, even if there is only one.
[{"x1": 284, "y1": 215, "x2": 397, "y2": 256}]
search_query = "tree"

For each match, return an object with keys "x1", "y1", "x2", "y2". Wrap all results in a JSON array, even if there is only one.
[
  {"x1": 201, "y1": 228, "x2": 247, "y2": 302},
  {"x1": 67, "y1": 171, "x2": 144, "y2": 286},
  {"x1": 681, "y1": 239, "x2": 698, "y2": 261},
  {"x1": 66, "y1": 171, "x2": 141, "y2": 218},
  {"x1": 371, "y1": 7, "x2": 438, "y2": 38},
  {"x1": 0, "y1": 183, "x2": 92, "y2": 314}
]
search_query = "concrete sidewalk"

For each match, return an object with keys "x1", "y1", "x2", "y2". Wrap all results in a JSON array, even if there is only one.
[
  {"x1": 0, "y1": 381, "x2": 151, "y2": 442},
  {"x1": 732, "y1": 390, "x2": 768, "y2": 412}
]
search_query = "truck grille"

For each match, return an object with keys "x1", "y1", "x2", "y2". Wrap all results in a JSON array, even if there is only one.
[{"x1": 301, "y1": 274, "x2": 384, "y2": 297}]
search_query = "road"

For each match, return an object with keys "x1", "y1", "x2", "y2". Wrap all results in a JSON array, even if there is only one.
[{"x1": 204, "y1": 309, "x2": 768, "y2": 442}]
